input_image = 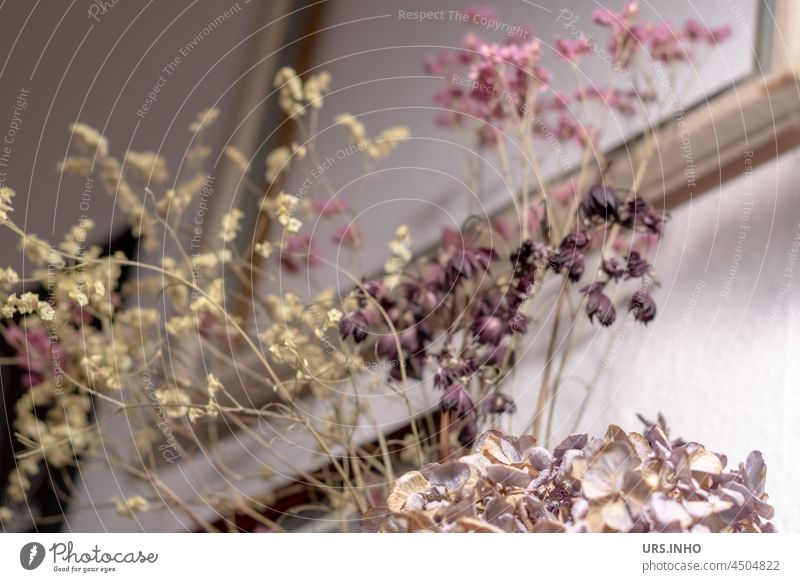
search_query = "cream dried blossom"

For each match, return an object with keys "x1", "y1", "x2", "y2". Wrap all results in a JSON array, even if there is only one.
[
  {"x1": 265, "y1": 146, "x2": 291, "y2": 183},
  {"x1": 155, "y1": 387, "x2": 192, "y2": 418},
  {"x1": 326, "y1": 308, "x2": 342, "y2": 327},
  {"x1": 69, "y1": 122, "x2": 109, "y2": 156},
  {"x1": 19, "y1": 233, "x2": 65, "y2": 267},
  {"x1": 125, "y1": 151, "x2": 169, "y2": 183},
  {"x1": 335, "y1": 114, "x2": 369, "y2": 150},
  {"x1": 334, "y1": 114, "x2": 411, "y2": 160},
  {"x1": 113, "y1": 495, "x2": 150, "y2": 518},
  {"x1": 2, "y1": 292, "x2": 55, "y2": 321},
  {"x1": 275, "y1": 191, "x2": 302, "y2": 233},
  {"x1": 275, "y1": 67, "x2": 305, "y2": 117},
  {"x1": 81, "y1": 351, "x2": 128, "y2": 390},
  {"x1": 254, "y1": 241, "x2": 274, "y2": 258},
  {"x1": 59, "y1": 218, "x2": 95, "y2": 255},
  {"x1": 207, "y1": 373, "x2": 224, "y2": 396},
  {"x1": 223, "y1": 145, "x2": 250, "y2": 171},
  {"x1": 0, "y1": 186, "x2": 15, "y2": 223},
  {"x1": 0, "y1": 266, "x2": 20, "y2": 291},
  {"x1": 68, "y1": 287, "x2": 89, "y2": 307},
  {"x1": 375, "y1": 418, "x2": 775, "y2": 533},
  {"x1": 220, "y1": 208, "x2": 245, "y2": 242},
  {"x1": 291, "y1": 142, "x2": 307, "y2": 159},
  {"x1": 166, "y1": 314, "x2": 195, "y2": 336},
  {"x1": 6, "y1": 457, "x2": 41, "y2": 503},
  {"x1": 303, "y1": 71, "x2": 332, "y2": 108},
  {"x1": 369, "y1": 126, "x2": 411, "y2": 159},
  {"x1": 189, "y1": 108, "x2": 220, "y2": 133},
  {"x1": 384, "y1": 225, "x2": 412, "y2": 289}
]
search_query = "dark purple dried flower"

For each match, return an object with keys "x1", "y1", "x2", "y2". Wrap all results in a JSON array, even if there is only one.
[
  {"x1": 601, "y1": 257, "x2": 625, "y2": 281},
  {"x1": 433, "y1": 365, "x2": 452, "y2": 389},
  {"x1": 446, "y1": 247, "x2": 496, "y2": 285},
  {"x1": 581, "y1": 184, "x2": 621, "y2": 221},
  {"x1": 620, "y1": 197, "x2": 666, "y2": 235},
  {"x1": 441, "y1": 384, "x2": 475, "y2": 418},
  {"x1": 508, "y1": 312, "x2": 529, "y2": 334},
  {"x1": 629, "y1": 289, "x2": 656, "y2": 324},
  {"x1": 434, "y1": 356, "x2": 478, "y2": 389},
  {"x1": 561, "y1": 230, "x2": 590, "y2": 250},
  {"x1": 362, "y1": 279, "x2": 388, "y2": 299},
  {"x1": 339, "y1": 311, "x2": 371, "y2": 343},
  {"x1": 481, "y1": 345, "x2": 515, "y2": 368},
  {"x1": 582, "y1": 284, "x2": 616, "y2": 326},
  {"x1": 510, "y1": 239, "x2": 536, "y2": 272},
  {"x1": 388, "y1": 355, "x2": 425, "y2": 381},
  {"x1": 421, "y1": 260, "x2": 446, "y2": 286},
  {"x1": 547, "y1": 231, "x2": 590, "y2": 282},
  {"x1": 482, "y1": 391, "x2": 516, "y2": 415},
  {"x1": 624, "y1": 251, "x2": 650, "y2": 279},
  {"x1": 548, "y1": 247, "x2": 585, "y2": 282},
  {"x1": 473, "y1": 315, "x2": 506, "y2": 345},
  {"x1": 376, "y1": 334, "x2": 399, "y2": 360},
  {"x1": 565, "y1": 250, "x2": 585, "y2": 282},
  {"x1": 403, "y1": 281, "x2": 440, "y2": 312}
]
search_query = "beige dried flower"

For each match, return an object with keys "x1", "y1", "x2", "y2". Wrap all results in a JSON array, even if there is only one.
[
  {"x1": 155, "y1": 387, "x2": 191, "y2": 418},
  {"x1": 189, "y1": 108, "x2": 220, "y2": 133},
  {"x1": 303, "y1": 71, "x2": 332, "y2": 108},
  {"x1": 275, "y1": 67, "x2": 305, "y2": 117},
  {"x1": 126, "y1": 151, "x2": 169, "y2": 183},
  {"x1": 220, "y1": 208, "x2": 245, "y2": 242},
  {"x1": 265, "y1": 146, "x2": 291, "y2": 183},
  {"x1": 69, "y1": 123, "x2": 109, "y2": 156},
  {"x1": 0, "y1": 266, "x2": 20, "y2": 290},
  {"x1": 113, "y1": 495, "x2": 150, "y2": 518},
  {"x1": 224, "y1": 146, "x2": 250, "y2": 171},
  {"x1": 0, "y1": 187, "x2": 15, "y2": 224},
  {"x1": 384, "y1": 225, "x2": 412, "y2": 288}
]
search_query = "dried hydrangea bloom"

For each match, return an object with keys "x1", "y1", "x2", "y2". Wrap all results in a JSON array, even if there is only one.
[{"x1": 375, "y1": 419, "x2": 775, "y2": 533}]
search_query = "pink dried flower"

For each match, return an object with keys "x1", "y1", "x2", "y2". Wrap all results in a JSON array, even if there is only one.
[
  {"x1": 490, "y1": 217, "x2": 514, "y2": 241},
  {"x1": 280, "y1": 234, "x2": 319, "y2": 273},
  {"x1": 551, "y1": 180, "x2": 577, "y2": 204},
  {"x1": 6, "y1": 325, "x2": 66, "y2": 388},
  {"x1": 310, "y1": 196, "x2": 349, "y2": 217},
  {"x1": 685, "y1": 19, "x2": 732, "y2": 44},
  {"x1": 332, "y1": 222, "x2": 363, "y2": 248},
  {"x1": 464, "y1": 5, "x2": 497, "y2": 22},
  {"x1": 555, "y1": 37, "x2": 591, "y2": 61}
]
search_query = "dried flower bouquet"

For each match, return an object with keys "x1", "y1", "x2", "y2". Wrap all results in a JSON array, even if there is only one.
[{"x1": 0, "y1": 3, "x2": 767, "y2": 533}]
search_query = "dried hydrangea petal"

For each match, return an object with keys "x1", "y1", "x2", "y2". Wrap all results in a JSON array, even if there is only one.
[
  {"x1": 386, "y1": 471, "x2": 431, "y2": 512},
  {"x1": 742, "y1": 451, "x2": 767, "y2": 496},
  {"x1": 601, "y1": 499, "x2": 633, "y2": 531},
  {"x1": 650, "y1": 493, "x2": 692, "y2": 530},
  {"x1": 582, "y1": 443, "x2": 638, "y2": 500},
  {"x1": 554, "y1": 433, "x2": 588, "y2": 458},
  {"x1": 689, "y1": 449, "x2": 724, "y2": 476}
]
